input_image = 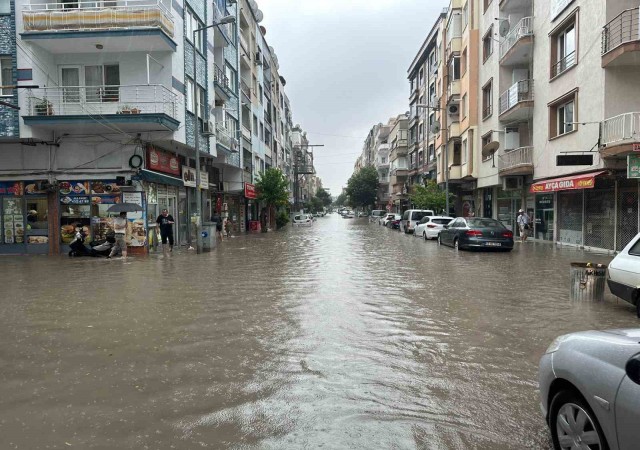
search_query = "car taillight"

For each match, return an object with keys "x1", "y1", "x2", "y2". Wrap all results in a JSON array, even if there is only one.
[
  {"x1": 427, "y1": 224, "x2": 437, "y2": 228},
  {"x1": 466, "y1": 230, "x2": 483, "y2": 236},
  {"x1": 502, "y1": 231, "x2": 513, "y2": 238}
]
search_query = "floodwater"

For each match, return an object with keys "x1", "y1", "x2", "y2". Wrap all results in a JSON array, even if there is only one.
[{"x1": 0, "y1": 215, "x2": 636, "y2": 449}]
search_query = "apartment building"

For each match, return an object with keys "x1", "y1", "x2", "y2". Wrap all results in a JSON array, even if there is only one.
[
  {"x1": 374, "y1": 121, "x2": 392, "y2": 210},
  {"x1": 389, "y1": 114, "x2": 409, "y2": 212},
  {"x1": 0, "y1": 0, "x2": 302, "y2": 254}
]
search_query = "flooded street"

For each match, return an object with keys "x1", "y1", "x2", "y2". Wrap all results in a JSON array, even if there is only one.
[{"x1": 0, "y1": 214, "x2": 636, "y2": 449}]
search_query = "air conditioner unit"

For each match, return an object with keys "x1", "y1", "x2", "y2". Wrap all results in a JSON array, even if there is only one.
[
  {"x1": 230, "y1": 138, "x2": 239, "y2": 152},
  {"x1": 448, "y1": 105, "x2": 459, "y2": 115},
  {"x1": 502, "y1": 176, "x2": 523, "y2": 191},
  {"x1": 202, "y1": 121, "x2": 214, "y2": 135}
]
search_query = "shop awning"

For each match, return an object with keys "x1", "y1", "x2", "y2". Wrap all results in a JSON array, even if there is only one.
[
  {"x1": 529, "y1": 170, "x2": 607, "y2": 194},
  {"x1": 136, "y1": 169, "x2": 184, "y2": 187}
]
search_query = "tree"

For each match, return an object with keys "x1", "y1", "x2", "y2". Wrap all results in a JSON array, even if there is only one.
[
  {"x1": 308, "y1": 196, "x2": 323, "y2": 213},
  {"x1": 315, "y1": 188, "x2": 332, "y2": 208},
  {"x1": 346, "y1": 166, "x2": 378, "y2": 209},
  {"x1": 334, "y1": 192, "x2": 348, "y2": 207},
  {"x1": 255, "y1": 168, "x2": 290, "y2": 208},
  {"x1": 410, "y1": 180, "x2": 453, "y2": 213}
]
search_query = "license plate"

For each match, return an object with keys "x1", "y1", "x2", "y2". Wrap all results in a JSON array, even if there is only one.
[{"x1": 485, "y1": 242, "x2": 501, "y2": 247}]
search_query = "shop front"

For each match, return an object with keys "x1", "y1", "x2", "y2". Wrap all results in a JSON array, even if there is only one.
[
  {"x1": 244, "y1": 182, "x2": 259, "y2": 232},
  {"x1": 0, "y1": 181, "x2": 50, "y2": 254}
]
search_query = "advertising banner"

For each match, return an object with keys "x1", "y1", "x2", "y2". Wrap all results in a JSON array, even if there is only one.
[
  {"x1": 529, "y1": 171, "x2": 605, "y2": 193},
  {"x1": 182, "y1": 167, "x2": 209, "y2": 189},
  {"x1": 0, "y1": 182, "x2": 24, "y2": 196},
  {"x1": 628, "y1": 154, "x2": 640, "y2": 179},
  {"x1": 244, "y1": 183, "x2": 257, "y2": 199},
  {"x1": 147, "y1": 145, "x2": 180, "y2": 176}
]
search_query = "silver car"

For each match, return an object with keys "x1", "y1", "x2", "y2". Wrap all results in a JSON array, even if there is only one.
[{"x1": 539, "y1": 329, "x2": 640, "y2": 450}]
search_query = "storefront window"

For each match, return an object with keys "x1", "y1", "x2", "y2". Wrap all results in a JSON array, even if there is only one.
[
  {"x1": 26, "y1": 198, "x2": 48, "y2": 230},
  {"x1": 535, "y1": 194, "x2": 554, "y2": 241},
  {"x1": 2, "y1": 197, "x2": 25, "y2": 244},
  {"x1": 60, "y1": 204, "x2": 91, "y2": 244}
]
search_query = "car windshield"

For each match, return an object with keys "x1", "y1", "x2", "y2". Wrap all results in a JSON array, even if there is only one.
[
  {"x1": 432, "y1": 219, "x2": 452, "y2": 225},
  {"x1": 467, "y1": 218, "x2": 505, "y2": 229},
  {"x1": 412, "y1": 211, "x2": 430, "y2": 221}
]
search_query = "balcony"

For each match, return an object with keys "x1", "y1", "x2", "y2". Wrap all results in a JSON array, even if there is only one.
[
  {"x1": 22, "y1": 84, "x2": 179, "y2": 132},
  {"x1": 239, "y1": 33, "x2": 250, "y2": 55},
  {"x1": 448, "y1": 121, "x2": 461, "y2": 139},
  {"x1": 240, "y1": 79, "x2": 251, "y2": 104},
  {"x1": 447, "y1": 80, "x2": 460, "y2": 102},
  {"x1": 216, "y1": 123, "x2": 237, "y2": 152},
  {"x1": 214, "y1": 64, "x2": 231, "y2": 102},
  {"x1": 600, "y1": 112, "x2": 640, "y2": 158},
  {"x1": 448, "y1": 164, "x2": 462, "y2": 181},
  {"x1": 241, "y1": 125, "x2": 251, "y2": 143},
  {"x1": 602, "y1": 7, "x2": 640, "y2": 67},
  {"x1": 21, "y1": 0, "x2": 176, "y2": 53},
  {"x1": 498, "y1": 79, "x2": 534, "y2": 121},
  {"x1": 499, "y1": 17, "x2": 533, "y2": 66},
  {"x1": 498, "y1": 146, "x2": 534, "y2": 176},
  {"x1": 379, "y1": 176, "x2": 390, "y2": 184}
]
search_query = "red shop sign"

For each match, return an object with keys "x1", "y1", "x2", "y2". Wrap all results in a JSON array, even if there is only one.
[
  {"x1": 147, "y1": 145, "x2": 180, "y2": 176},
  {"x1": 529, "y1": 171, "x2": 606, "y2": 194},
  {"x1": 244, "y1": 183, "x2": 257, "y2": 199}
]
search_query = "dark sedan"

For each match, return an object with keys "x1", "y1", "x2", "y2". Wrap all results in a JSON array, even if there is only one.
[{"x1": 437, "y1": 217, "x2": 514, "y2": 251}]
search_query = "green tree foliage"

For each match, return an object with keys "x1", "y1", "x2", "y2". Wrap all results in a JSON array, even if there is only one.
[
  {"x1": 315, "y1": 188, "x2": 332, "y2": 208},
  {"x1": 255, "y1": 168, "x2": 290, "y2": 208},
  {"x1": 276, "y1": 211, "x2": 289, "y2": 229},
  {"x1": 308, "y1": 196, "x2": 324, "y2": 213},
  {"x1": 346, "y1": 166, "x2": 378, "y2": 209},
  {"x1": 410, "y1": 180, "x2": 452, "y2": 212},
  {"x1": 334, "y1": 192, "x2": 348, "y2": 207}
]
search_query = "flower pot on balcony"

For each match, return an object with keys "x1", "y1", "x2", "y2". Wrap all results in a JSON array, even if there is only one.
[
  {"x1": 130, "y1": 108, "x2": 141, "y2": 114},
  {"x1": 35, "y1": 99, "x2": 53, "y2": 116}
]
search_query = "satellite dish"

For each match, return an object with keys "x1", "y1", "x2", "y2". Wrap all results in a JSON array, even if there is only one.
[
  {"x1": 255, "y1": 9, "x2": 264, "y2": 23},
  {"x1": 499, "y1": 20, "x2": 510, "y2": 37},
  {"x1": 248, "y1": 0, "x2": 258, "y2": 13},
  {"x1": 430, "y1": 120, "x2": 441, "y2": 134},
  {"x1": 482, "y1": 141, "x2": 500, "y2": 158}
]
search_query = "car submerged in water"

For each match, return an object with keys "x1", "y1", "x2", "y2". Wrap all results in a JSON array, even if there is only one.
[
  {"x1": 292, "y1": 214, "x2": 313, "y2": 226},
  {"x1": 437, "y1": 217, "x2": 514, "y2": 251}
]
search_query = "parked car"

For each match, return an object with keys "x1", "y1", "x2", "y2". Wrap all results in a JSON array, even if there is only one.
[
  {"x1": 292, "y1": 214, "x2": 313, "y2": 226},
  {"x1": 388, "y1": 214, "x2": 402, "y2": 229},
  {"x1": 380, "y1": 213, "x2": 396, "y2": 227},
  {"x1": 437, "y1": 217, "x2": 514, "y2": 251},
  {"x1": 539, "y1": 328, "x2": 640, "y2": 450},
  {"x1": 370, "y1": 209, "x2": 387, "y2": 221},
  {"x1": 414, "y1": 216, "x2": 454, "y2": 240},
  {"x1": 608, "y1": 232, "x2": 640, "y2": 317},
  {"x1": 401, "y1": 209, "x2": 435, "y2": 234},
  {"x1": 342, "y1": 211, "x2": 355, "y2": 218}
]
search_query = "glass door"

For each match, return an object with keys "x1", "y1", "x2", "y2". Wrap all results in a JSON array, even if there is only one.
[{"x1": 60, "y1": 66, "x2": 81, "y2": 115}]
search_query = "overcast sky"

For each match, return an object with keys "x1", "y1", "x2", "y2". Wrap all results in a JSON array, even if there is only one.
[{"x1": 259, "y1": 0, "x2": 449, "y2": 196}]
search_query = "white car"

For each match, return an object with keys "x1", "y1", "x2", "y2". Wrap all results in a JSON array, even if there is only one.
[
  {"x1": 608, "y1": 232, "x2": 640, "y2": 317},
  {"x1": 292, "y1": 214, "x2": 313, "y2": 226},
  {"x1": 413, "y1": 216, "x2": 454, "y2": 240},
  {"x1": 380, "y1": 213, "x2": 396, "y2": 227}
]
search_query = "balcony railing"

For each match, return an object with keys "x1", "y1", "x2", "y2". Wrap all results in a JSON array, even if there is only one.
[
  {"x1": 603, "y1": 7, "x2": 640, "y2": 55},
  {"x1": 498, "y1": 146, "x2": 533, "y2": 173},
  {"x1": 482, "y1": 104, "x2": 492, "y2": 120},
  {"x1": 499, "y1": 79, "x2": 533, "y2": 115},
  {"x1": 551, "y1": 51, "x2": 576, "y2": 78},
  {"x1": 239, "y1": 33, "x2": 250, "y2": 53},
  {"x1": 499, "y1": 17, "x2": 533, "y2": 60},
  {"x1": 25, "y1": 84, "x2": 176, "y2": 118},
  {"x1": 241, "y1": 79, "x2": 251, "y2": 98},
  {"x1": 214, "y1": 64, "x2": 230, "y2": 90},
  {"x1": 23, "y1": 0, "x2": 174, "y2": 37},
  {"x1": 601, "y1": 112, "x2": 640, "y2": 146},
  {"x1": 216, "y1": 122, "x2": 235, "y2": 149}
]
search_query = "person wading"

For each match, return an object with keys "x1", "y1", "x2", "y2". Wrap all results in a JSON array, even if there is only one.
[
  {"x1": 516, "y1": 208, "x2": 531, "y2": 243},
  {"x1": 156, "y1": 209, "x2": 175, "y2": 254},
  {"x1": 108, "y1": 212, "x2": 128, "y2": 259}
]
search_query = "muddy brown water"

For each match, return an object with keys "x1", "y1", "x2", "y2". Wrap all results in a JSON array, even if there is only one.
[{"x1": 0, "y1": 215, "x2": 635, "y2": 449}]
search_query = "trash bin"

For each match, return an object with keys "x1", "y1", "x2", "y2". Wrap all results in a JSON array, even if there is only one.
[
  {"x1": 570, "y1": 263, "x2": 607, "y2": 301},
  {"x1": 201, "y1": 222, "x2": 217, "y2": 251}
]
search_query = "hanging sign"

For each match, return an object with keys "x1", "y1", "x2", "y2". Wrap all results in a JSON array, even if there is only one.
[
  {"x1": 147, "y1": 145, "x2": 180, "y2": 176},
  {"x1": 182, "y1": 167, "x2": 209, "y2": 189},
  {"x1": 244, "y1": 183, "x2": 257, "y2": 199},
  {"x1": 628, "y1": 154, "x2": 640, "y2": 179}
]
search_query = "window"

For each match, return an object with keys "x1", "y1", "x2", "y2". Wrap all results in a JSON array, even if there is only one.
[
  {"x1": 225, "y1": 64, "x2": 237, "y2": 92},
  {"x1": 418, "y1": 67, "x2": 424, "y2": 86},
  {"x1": 453, "y1": 141, "x2": 461, "y2": 165},
  {"x1": 461, "y1": 49, "x2": 467, "y2": 76},
  {"x1": 186, "y1": 78, "x2": 194, "y2": 113},
  {"x1": 483, "y1": 26, "x2": 493, "y2": 62},
  {"x1": 483, "y1": 0, "x2": 492, "y2": 13},
  {"x1": 260, "y1": 122, "x2": 264, "y2": 141},
  {"x1": 462, "y1": 2, "x2": 469, "y2": 29},
  {"x1": 549, "y1": 90, "x2": 578, "y2": 138},
  {"x1": 259, "y1": 85, "x2": 263, "y2": 104},
  {"x1": 482, "y1": 131, "x2": 493, "y2": 162},
  {"x1": 1, "y1": 57, "x2": 12, "y2": 96},
  {"x1": 196, "y1": 84, "x2": 205, "y2": 119},
  {"x1": 461, "y1": 94, "x2": 467, "y2": 119},
  {"x1": 462, "y1": 139, "x2": 467, "y2": 165},
  {"x1": 630, "y1": 238, "x2": 640, "y2": 256},
  {"x1": 186, "y1": 8, "x2": 204, "y2": 52},
  {"x1": 551, "y1": 15, "x2": 577, "y2": 78},
  {"x1": 449, "y1": 56, "x2": 460, "y2": 80},
  {"x1": 0, "y1": 0, "x2": 9, "y2": 14},
  {"x1": 482, "y1": 80, "x2": 492, "y2": 119}
]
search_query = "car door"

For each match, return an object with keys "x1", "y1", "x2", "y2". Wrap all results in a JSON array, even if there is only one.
[
  {"x1": 610, "y1": 235, "x2": 640, "y2": 288},
  {"x1": 615, "y1": 353, "x2": 640, "y2": 449},
  {"x1": 442, "y1": 219, "x2": 459, "y2": 245},
  {"x1": 453, "y1": 219, "x2": 467, "y2": 243}
]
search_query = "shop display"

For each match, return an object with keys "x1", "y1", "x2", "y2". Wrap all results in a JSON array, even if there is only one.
[
  {"x1": 27, "y1": 236, "x2": 48, "y2": 244},
  {"x1": 2, "y1": 198, "x2": 24, "y2": 244}
]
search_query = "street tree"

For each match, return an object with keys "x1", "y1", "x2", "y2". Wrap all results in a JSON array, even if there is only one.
[
  {"x1": 255, "y1": 167, "x2": 290, "y2": 208},
  {"x1": 315, "y1": 188, "x2": 332, "y2": 208},
  {"x1": 346, "y1": 166, "x2": 378, "y2": 209},
  {"x1": 334, "y1": 192, "x2": 348, "y2": 207},
  {"x1": 309, "y1": 196, "x2": 324, "y2": 213},
  {"x1": 410, "y1": 180, "x2": 453, "y2": 213}
]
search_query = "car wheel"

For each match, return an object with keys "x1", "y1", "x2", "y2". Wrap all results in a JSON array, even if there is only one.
[
  {"x1": 423, "y1": 232, "x2": 428, "y2": 241},
  {"x1": 549, "y1": 390, "x2": 608, "y2": 450}
]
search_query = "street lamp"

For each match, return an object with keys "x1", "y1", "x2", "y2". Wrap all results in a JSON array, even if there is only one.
[
  {"x1": 416, "y1": 103, "x2": 450, "y2": 215},
  {"x1": 193, "y1": 15, "x2": 235, "y2": 254}
]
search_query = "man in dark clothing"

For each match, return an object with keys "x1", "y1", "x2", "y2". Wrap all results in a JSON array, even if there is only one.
[{"x1": 156, "y1": 209, "x2": 175, "y2": 253}]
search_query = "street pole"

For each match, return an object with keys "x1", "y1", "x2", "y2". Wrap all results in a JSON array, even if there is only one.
[{"x1": 192, "y1": 16, "x2": 236, "y2": 254}]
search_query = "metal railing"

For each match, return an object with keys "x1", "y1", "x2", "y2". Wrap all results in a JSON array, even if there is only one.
[
  {"x1": 241, "y1": 79, "x2": 251, "y2": 98},
  {"x1": 601, "y1": 112, "x2": 640, "y2": 146},
  {"x1": 214, "y1": 64, "x2": 230, "y2": 90},
  {"x1": 499, "y1": 79, "x2": 533, "y2": 115},
  {"x1": 498, "y1": 146, "x2": 533, "y2": 173},
  {"x1": 499, "y1": 16, "x2": 533, "y2": 60},
  {"x1": 25, "y1": 84, "x2": 176, "y2": 118},
  {"x1": 216, "y1": 122, "x2": 235, "y2": 149},
  {"x1": 602, "y1": 7, "x2": 640, "y2": 55},
  {"x1": 23, "y1": 0, "x2": 174, "y2": 37},
  {"x1": 551, "y1": 51, "x2": 576, "y2": 78}
]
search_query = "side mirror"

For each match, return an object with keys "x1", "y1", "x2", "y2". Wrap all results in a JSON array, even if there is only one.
[{"x1": 626, "y1": 354, "x2": 640, "y2": 385}]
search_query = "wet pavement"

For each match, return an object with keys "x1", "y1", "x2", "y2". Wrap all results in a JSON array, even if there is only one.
[{"x1": 0, "y1": 214, "x2": 636, "y2": 449}]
